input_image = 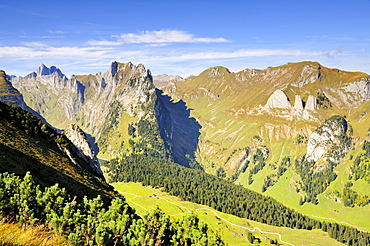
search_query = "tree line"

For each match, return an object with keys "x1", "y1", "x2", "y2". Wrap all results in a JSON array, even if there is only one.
[
  {"x1": 105, "y1": 153, "x2": 370, "y2": 246},
  {"x1": 0, "y1": 172, "x2": 224, "y2": 246}
]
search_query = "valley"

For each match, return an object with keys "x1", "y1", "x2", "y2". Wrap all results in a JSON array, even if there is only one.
[
  {"x1": 1, "y1": 60, "x2": 370, "y2": 245},
  {"x1": 113, "y1": 182, "x2": 344, "y2": 246}
]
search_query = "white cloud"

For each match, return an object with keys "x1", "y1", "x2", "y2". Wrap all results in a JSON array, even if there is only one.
[
  {"x1": 321, "y1": 47, "x2": 343, "y2": 58},
  {"x1": 47, "y1": 30, "x2": 66, "y2": 34},
  {"x1": 0, "y1": 43, "x2": 324, "y2": 63},
  {"x1": 87, "y1": 40, "x2": 123, "y2": 46},
  {"x1": 115, "y1": 30, "x2": 229, "y2": 44},
  {"x1": 141, "y1": 49, "x2": 323, "y2": 62},
  {"x1": 1, "y1": 41, "x2": 356, "y2": 78},
  {"x1": 21, "y1": 42, "x2": 48, "y2": 47},
  {"x1": 0, "y1": 46, "x2": 110, "y2": 59},
  {"x1": 306, "y1": 35, "x2": 356, "y2": 41}
]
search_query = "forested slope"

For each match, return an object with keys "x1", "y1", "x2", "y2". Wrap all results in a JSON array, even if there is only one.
[{"x1": 105, "y1": 153, "x2": 370, "y2": 246}]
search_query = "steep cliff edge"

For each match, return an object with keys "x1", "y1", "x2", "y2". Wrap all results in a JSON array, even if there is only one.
[
  {"x1": 0, "y1": 101, "x2": 113, "y2": 200},
  {"x1": 163, "y1": 61, "x2": 370, "y2": 175},
  {"x1": 11, "y1": 62, "x2": 155, "y2": 159},
  {"x1": 64, "y1": 124, "x2": 102, "y2": 175},
  {"x1": 10, "y1": 62, "x2": 200, "y2": 168}
]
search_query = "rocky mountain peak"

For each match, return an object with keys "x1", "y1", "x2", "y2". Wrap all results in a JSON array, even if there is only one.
[
  {"x1": 289, "y1": 63, "x2": 321, "y2": 87},
  {"x1": 203, "y1": 66, "x2": 231, "y2": 77},
  {"x1": 37, "y1": 64, "x2": 66, "y2": 79},
  {"x1": 110, "y1": 61, "x2": 118, "y2": 77}
]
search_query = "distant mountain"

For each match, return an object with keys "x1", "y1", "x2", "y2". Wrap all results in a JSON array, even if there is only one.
[
  {"x1": 163, "y1": 61, "x2": 370, "y2": 173},
  {"x1": 3, "y1": 60, "x2": 370, "y2": 244},
  {"x1": 161, "y1": 61, "x2": 370, "y2": 229},
  {"x1": 11, "y1": 62, "x2": 198, "y2": 167},
  {"x1": 153, "y1": 74, "x2": 183, "y2": 88},
  {"x1": 7, "y1": 61, "x2": 370, "y2": 231}
]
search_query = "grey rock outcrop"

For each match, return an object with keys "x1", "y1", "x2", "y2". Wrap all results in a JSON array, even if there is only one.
[
  {"x1": 326, "y1": 78, "x2": 370, "y2": 109},
  {"x1": 265, "y1": 89, "x2": 291, "y2": 109},
  {"x1": 37, "y1": 64, "x2": 66, "y2": 78},
  {"x1": 306, "y1": 115, "x2": 352, "y2": 165},
  {"x1": 262, "y1": 89, "x2": 319, "y2": 121},
  {"x1": 290, "y1": 65, "x2": 321, "y2": 87},
  {"x1": 64, "y1": 124, "x2": 102, "y2": 175},
  {"x1": 293, "y1": 95, "x2": 304, "y2": 111},
  {"x1": 305, "y1": 95, "x2": 317, "y2": 111},
  {"x1": 0, "y1": 71, "x2": 26, "y2": 107}
]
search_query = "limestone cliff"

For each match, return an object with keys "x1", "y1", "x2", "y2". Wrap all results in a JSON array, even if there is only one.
[
  {"x1": 264, "y1": 90, "x2": 291, "y2": 109},
  {"x1": 64, "y1": 124, "x2": 102, "y2": 175},
  {"x1": 306, "y1": 115, "x2": 352, "y2": 165},
  {"x1": 11, "y1": 62, "x2": 155, "y2": 158},
  {"x1": 163, "y1": 61, "x2": 369, "y2": 176},
  {"x1": 9, "y1": 62, "x2": 202, "y2": 167}
]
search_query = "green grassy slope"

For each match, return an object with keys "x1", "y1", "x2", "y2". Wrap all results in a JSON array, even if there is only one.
[
  {"x1": 163, "y1": 61, "x2": 370, "y2": 231},
  {"x1": 0, "y1": 101, "x2": 114, "y2": 201},
  {"x1": 113, "y1": 182, "x2": 344, "y2": 246}
]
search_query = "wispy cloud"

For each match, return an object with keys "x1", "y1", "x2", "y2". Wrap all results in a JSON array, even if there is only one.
[
  {"x1": 321, "y1": 47, "x2": 343, "y2": 58},
  {"x1": 142, "y1": 49, "x2": 322, "y2": 62},
  {"x1": 306, "y1": 35, "x2": 356, "y2": 41},
  {"x1": 0, "y1": 46, "x2": 111, "y2": 59},
  {"x1": 0, "y1": 39, "x2": 352, "y2": 77},
  {"x1": 113, "y1": 30, "x2": 229, "y2": 44},
  {"x1": 47, "y1": 30, "x2": 67, "y2": 34},
  {"x1": 86, "y1": 40, "x2": 123, "y2": 46},
  {"x1": 21, "y1": 42, "x2": 48, "y2": 47},
  {"x1": 20, "y1": 35, "x2": 65, "y2": 39},
  {"x1": 0, "y1": 44, "x2": 322, "y2": 62}
]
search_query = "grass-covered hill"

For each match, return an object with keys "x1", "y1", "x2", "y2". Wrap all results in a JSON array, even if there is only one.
[
  {"x1": 0, "y1": 100, "x2": 114, "y2": 200},
  {"x1": 4, "y1": 61, "x2": 370, "y2": 245},
  {"x1": 163, "y1": 61, "x2": 370, "y2": 231},
  {"x1": 0, "y1": 70, "x2": 22, "y2": 106},
  {"x1": 0, "y1": 101, "x2": 225, "y2": 245},
  {"x1": 163, "y1": 61, "x2": 370, "y2": 173}
]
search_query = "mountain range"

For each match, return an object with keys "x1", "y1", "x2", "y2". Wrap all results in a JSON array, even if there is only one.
[{"x1": 1, "y1": 60, "x2": 370, "y2": 245}]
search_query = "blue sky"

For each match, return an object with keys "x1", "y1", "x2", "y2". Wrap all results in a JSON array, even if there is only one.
[{"x1": 0, "y1": 0, "x2": 369, "y2": 77}]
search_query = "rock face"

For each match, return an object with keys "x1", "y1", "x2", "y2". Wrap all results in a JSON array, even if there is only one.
[
  {"x1": 305, "y1": 95, "x2": 317, "y2": 111},
  {"x1": 265, "y1": 90, "x2": 292, "y2": 109},
  {"x1": 37, "y1": 64, "x2": 66, "y2": 78},
  {"x1": 306, "y1": 115, "x2": 352, "y2": 164},
  {"x1": 327, "y1": 78, "x2": 370, "y2": 109},
  {"x1": 10, "y1": 62, "x2": 201, "y2": 167},
  {"x1": 12, "y1": 62, "x2": 154, "y2": 139},
  {"x1": 64, "y1": 124, "x2": 102, "y2": 175},
  {"x1": 293, "y1": 95, "x2": 304, "y2": 111},
  {"x1": 263, "y1": 89, "x2": 317, "y2": 120},
  {"x1": 289, "y1": 65, "x2": 321, "y2": 87}
]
